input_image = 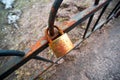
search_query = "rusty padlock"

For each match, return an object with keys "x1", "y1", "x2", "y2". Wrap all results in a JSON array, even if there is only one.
[{"x1": 46, "y1": 26, "x2": 74, "y2": 58}]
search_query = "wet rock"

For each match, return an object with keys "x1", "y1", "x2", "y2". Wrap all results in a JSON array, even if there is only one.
[
  {"x1": 0, "y1": 0, "x2": 15, "y2": 9},
  {"x1": 7, "y1": 10, "x2": 22, "y2": 29}
]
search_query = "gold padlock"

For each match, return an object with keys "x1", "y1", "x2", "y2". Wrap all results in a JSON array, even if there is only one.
[{"x1": 46, "y1": 26, "x2": 74, "y2": 58}]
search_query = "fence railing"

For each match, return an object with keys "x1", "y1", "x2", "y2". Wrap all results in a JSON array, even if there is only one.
[{"x1": 0, "y1": 0, "x2": 120, "y2": 79}]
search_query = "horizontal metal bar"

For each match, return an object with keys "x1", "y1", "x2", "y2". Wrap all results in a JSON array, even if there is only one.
[
  {"x1": 33, "y1": 14, "x2": 114, "y2": 78},
  {"x1": 0, "y1": 0, "x2": 111, "y2": 79},
  {"x1": 33, "y1": 39, "x2": 84, "y2": 80},
  {"x1": 33, "y1": 13, "x2": 114, "y2": 78},
  {"x1": 64, "y1": 0, "x2": 111, "y2": 33},
  {"x1": 0, "y1": 50, "x2": 53, "y2": 63}
]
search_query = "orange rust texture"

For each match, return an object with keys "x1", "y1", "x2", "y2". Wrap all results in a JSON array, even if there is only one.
[
  {"x1": 49, "y1": 34, "x2": 74, "y2": 58},
  {"x1": 25, "y1": 36, "x2": 47, "y2": 57},
  {"x1": 63, "y1": 20, "x2": 76, "y2": 27}
]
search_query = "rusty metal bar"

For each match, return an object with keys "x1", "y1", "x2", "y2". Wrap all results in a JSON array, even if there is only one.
[
  {"x1": 0, "y1": 0, "x2": 112, "y2": 79},
  {"x1": 48, "y1": 0, "x2": 63, "y2": 36},
  {"x1": 33, "y1": 38, "x2": 84, "y2": 80},
  {"x1": 65, "y1": 0, "x2": 112, "y2": 33}
]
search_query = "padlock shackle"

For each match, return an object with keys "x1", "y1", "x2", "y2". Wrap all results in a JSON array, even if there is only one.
[
  {"x1": 46, "y1": 26, "x2": 64, "y2": 43},
  {"x1": 48, "y1": 0, "x2": 63, "y2": 36}
]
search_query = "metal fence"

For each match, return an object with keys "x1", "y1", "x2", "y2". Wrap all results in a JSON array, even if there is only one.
[{"x1": 0, "y1": 0, "x2": 120, "y2": 79}]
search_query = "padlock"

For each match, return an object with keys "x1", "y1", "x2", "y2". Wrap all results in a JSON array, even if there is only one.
[{"x1": 46, "y1": 26, "x2": 74, "y2": 58}]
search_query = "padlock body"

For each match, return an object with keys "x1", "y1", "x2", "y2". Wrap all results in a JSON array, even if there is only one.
[{"x1": 49, "y1": 33, "x2": 74, "y2": 58}]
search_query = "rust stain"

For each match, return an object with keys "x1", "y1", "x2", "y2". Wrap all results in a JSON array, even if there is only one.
[
  {"x1": 39, "y1": 36, "x2": 47, "y2": 42},
  {"x1": 25, "y1": 36, "x2": 47, "y2": 58},
  {"x1": 63, "y1": 20, "x2": 76, "y2": 27},
  {"x1": 49, "y1": 33, "x2": 74, "y2": 58}
]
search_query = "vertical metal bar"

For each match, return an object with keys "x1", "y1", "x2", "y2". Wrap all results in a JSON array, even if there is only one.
[
  {"x1": 114, "y1": 6, "x2": 120, "y2": 15},
  {"x1": 95, "y1": 0, "x2": 100, "y2": 5},
  {"x1": 48, "y1": 0, "x2": 63, "y2": 36},
  {"x1": 92, "y1": 2, "x2": 110, "y2": 31},
  {"x1": 83, "y1": 0, "x2": 100, "y2": 39},
  {"x1": 105, "y1": 5, "x2": 120, "y2": 24},
  {"x1": 83, "y1": 15, "x2": 94, "y2": 39},
  {"x1": 115, "y1": 10, "x2": 120, "y2": 18},
  {"x1": 107, "y1": 1, "x2": 120, "y2": 19}
]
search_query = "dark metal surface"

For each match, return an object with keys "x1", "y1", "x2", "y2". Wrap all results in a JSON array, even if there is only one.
[
  {"x1": 32, "y1": 56, "x2": 54, "y2": 63},
  {"x1": 0, "y1": 50, "x2": 25, "y2": 57},
  {"x1": 114, "y1": 4, "x2": 120, "y2": 16},
  {"x1": 94, "y1": 0, "x2": 100, "y2": 5},
  {"x1": 92, "y1": 1, "x2": 110, "y2": 31},
  {"x1": 0, "y1": 50, "x2": 54, "y2": 63},
  {"x1": 48, "y1": 0, "x2": 63, "y2": 36},
  {"x1": 107, "y1": 1, "x2": 120, "y2": 19},
  {"x1": 83, "y1": 14, "x2": 94, "y2": 39},
  {"x1": 64, "y1": 0, "x2": 112, "y2": 33},
  {"x1": 0, "y1": 0, "x2": 119, "y2": 79},
  {"x1": 115, "y1": 10, "x2": 120, "y2": 18}
]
